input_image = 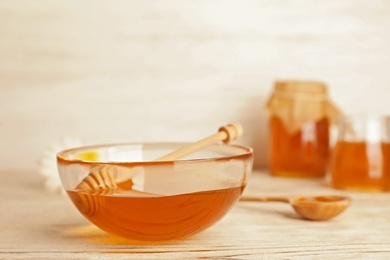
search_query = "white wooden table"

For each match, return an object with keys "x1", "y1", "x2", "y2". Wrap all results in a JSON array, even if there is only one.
[{"x1": 2, "y1": 170, "x2": 390, "y2": 259}]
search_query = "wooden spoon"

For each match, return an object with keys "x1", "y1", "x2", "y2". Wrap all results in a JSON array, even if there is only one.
[{"x1": 240, "y1": 195, "x2": 352, "y2": 221}]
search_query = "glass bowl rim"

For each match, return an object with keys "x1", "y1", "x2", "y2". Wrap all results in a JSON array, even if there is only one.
[{"x1": 57, "y1": 142, "x2": 253, "y2": 166}]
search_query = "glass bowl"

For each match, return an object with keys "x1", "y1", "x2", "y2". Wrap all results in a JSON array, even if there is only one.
[{"x1": 57, "y1": 142, "x2": 253, "y2": 241}]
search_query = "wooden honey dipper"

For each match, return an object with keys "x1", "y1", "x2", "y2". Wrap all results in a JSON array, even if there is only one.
[{"x1": 77, "y1": 123, "x2": 244, "y2": 194}]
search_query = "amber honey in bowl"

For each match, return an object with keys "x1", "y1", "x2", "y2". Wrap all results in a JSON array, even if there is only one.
[
  {"x1": 67, "y1": 184, "x2": 244, "y2": 241},
  {"x1": 57, "y1": 143, "x2": 253, "y2": 241}
]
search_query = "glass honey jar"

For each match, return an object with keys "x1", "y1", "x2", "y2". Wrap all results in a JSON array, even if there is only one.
[
  {"x1": 331, "y1": 115, "x2": 390, "y2": 191},
  {"x1": 267, "y1": 80, "x2": 341, "y2": 178}
]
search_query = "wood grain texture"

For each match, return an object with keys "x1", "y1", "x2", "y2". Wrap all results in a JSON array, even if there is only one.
[{"x1": 1, "y1": 170, "x2": 390, "y2": 259}]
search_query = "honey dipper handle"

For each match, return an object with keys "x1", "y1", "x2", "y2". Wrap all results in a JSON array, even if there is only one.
[{"x1": 155, "y1": 123, "x2": 243, "y2": 161}]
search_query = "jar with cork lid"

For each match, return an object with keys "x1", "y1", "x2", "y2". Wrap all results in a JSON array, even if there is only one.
[{"x1": 267, "y1": 80, "x2": 341, "y2": 178}]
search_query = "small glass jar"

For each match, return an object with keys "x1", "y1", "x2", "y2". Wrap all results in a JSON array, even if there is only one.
[
  {"x1": 331, "y1": 115, "x2": 390, "y2": 191},
  {"x1": 267, "y1": 80, "x2": 340, "y2": 178}
]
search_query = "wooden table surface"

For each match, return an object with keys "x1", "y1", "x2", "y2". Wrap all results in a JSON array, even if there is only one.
[{"x1": 2, "y1": 170, "x2": 390, "y2": 259}]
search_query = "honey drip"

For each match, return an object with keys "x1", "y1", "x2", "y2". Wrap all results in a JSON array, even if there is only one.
[
  {"x1": 269, "y1": 116, "x2": 330, "y2": 177},
  {"x1": 331, "y1": 141, "x2": 390, "y2": 191}
]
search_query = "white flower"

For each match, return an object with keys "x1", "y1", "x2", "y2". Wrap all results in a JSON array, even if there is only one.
[{"x1": 38, "y1": 136, "x2": 83, "y2": 194}]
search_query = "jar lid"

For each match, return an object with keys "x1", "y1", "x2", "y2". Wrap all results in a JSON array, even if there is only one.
[
  {"x1": 274, "y1": 81, "x2": 327, "y2": 101},
  {"x1": 267, "y1": 80, "x2": 341, "y2": 133}
]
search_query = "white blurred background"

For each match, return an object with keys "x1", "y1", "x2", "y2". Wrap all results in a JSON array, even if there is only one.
[{"x1": 1, "y1": 0, "x2": 390, "y2": 174}]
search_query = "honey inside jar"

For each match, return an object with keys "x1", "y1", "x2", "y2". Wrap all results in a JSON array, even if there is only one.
[
  {"x1": 269, "y1": 116, "x2": 330, "y2": 178},
  {"x1": 331, "y1": 141, "x2": 390, "y2": 191},
  {"x1": 267, "y1": 80, "x2": 340, "y2": 178}
]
